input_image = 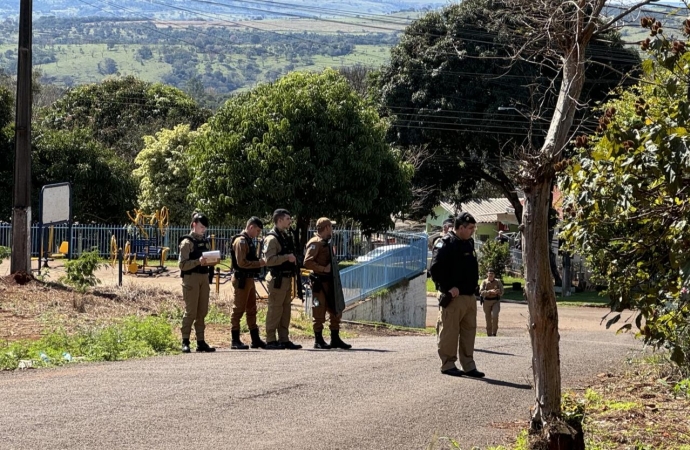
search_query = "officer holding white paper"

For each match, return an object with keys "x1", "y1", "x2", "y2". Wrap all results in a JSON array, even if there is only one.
[{"x1": 178, "y1": 212, "x2": 218, "y2": 353}]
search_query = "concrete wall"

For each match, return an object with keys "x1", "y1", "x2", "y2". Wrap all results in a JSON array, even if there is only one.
[{"x1": 342, "y1": 273, "x2": 427, "y2": 328}]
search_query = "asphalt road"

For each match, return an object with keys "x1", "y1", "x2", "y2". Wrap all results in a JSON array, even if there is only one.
[{"x1": 1, "y1": 305, "x2": 641, "y2": 450}]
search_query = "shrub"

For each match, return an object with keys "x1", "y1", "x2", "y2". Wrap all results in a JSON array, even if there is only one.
[{"x1": 478, "y1": 240, "x2": 511, "y2": 280}]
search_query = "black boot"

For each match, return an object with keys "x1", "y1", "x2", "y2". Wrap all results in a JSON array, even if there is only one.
[
  {"x1": 329, "y1": 330, "x2": 352, "y2": 350},
  {"x1": 196, "y1": 340, "x2": 216, "y2": 352},
  {"x1": 181, "y1": 338, "x2": 191, "y2": 354},
  {"x1": 250, "y1": 328, "x2": 266, "y2": 349},
  {"x1": 231, "y1": 330, "x2": 249, "y2": 350},
  {"x1": 314, "y1": 331, "x2": 331, "y2": 349},
  {"x1": 265, "y1": 341, "x2": 285, "y2": 350},
  {"x1": 282, "y1": 340, "x2": 303, "y2": 350}
]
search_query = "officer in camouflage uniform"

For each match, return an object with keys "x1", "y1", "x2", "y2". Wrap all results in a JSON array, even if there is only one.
[
  {"x1": 303, "y1": 217, "x2": 351, "y2": 350},
  {"x1": 479, "y1": 268, "x2": 504, "y2": 337},
  {"x1": 178, "y1": 213, "x2": 217, "y2": 353},
  {"x1": 229, "y1": 216, "x2": 267, "y2": 350},
  {"x1": 261, "y1": 209, "x2": 302, "y2": 350}
]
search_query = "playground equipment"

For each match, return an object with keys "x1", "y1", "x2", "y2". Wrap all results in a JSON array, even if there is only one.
[{"x1": 121, "y1": 207, "x2": 171, "y2": 276}]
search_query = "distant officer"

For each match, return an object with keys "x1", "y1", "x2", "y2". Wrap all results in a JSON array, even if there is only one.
[
  {"x1": 429, "y1": 212, "x2": 484, "y2": 378},
  {"x1": 261, "y1": 209, "x2": 302, "y2": 350},
  {"x1": 229, "y1": 216, "x2": 268, "y2": 350},
  {"x1": 303, "y1": 217, "x2": 351, "y2": 350},
  {"x1": 432, "y1": 217, "x2": 454, "y2": 249},
  {"x1": 178, "y1": 212, "x2": 217, "y2": 353},
  {"x1": 480, "y1": 268, "x2": 504, "y2": 337}
]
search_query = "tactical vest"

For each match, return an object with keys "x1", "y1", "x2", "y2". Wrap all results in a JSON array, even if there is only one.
[
  {"x1": 230, "y1": 232, "x2": 260, "y2": 276},
  {"x1": 179, "y1": 233, "x2": 212, "y2": 277},
  {"x1": 267, "y1": 228, "x2": 296, "y2": 274}
]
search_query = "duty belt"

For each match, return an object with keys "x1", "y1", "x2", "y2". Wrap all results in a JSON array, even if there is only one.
[
  {"x1": 271, "y1": 270, "x2": 295, "y2": 277},
  {"x1": 484, "y1": 297, "x2": 500, "y2": 300}
]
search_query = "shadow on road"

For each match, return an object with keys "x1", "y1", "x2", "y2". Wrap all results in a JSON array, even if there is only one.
[{"x1": 470, "y1": 377, "x2": 532, "y2": 390}]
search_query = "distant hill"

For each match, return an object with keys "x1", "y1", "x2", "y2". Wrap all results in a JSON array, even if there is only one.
[{"x1": 0, "y1": 0, "x2": 446, "y2": 20}]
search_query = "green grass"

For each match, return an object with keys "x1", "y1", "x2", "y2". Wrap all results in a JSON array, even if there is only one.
[
  {"x1": 0, "y1": 315, "x2": 179, "y2": 370},
  {"x1": 353, "y1": 321, "x2": 436, "y2": 334}
]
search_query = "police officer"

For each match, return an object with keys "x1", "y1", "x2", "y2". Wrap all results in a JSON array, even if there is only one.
[
  {"x1": 303, "y1": 217, "x2": 351, "y2": 350},
  {"x1": 429, "y1": 212, "x2": 484, "y2": 378},
  {"x1": 229, "y1": 216, "x2": 267, "y2": 350},
  {"x1": 178, "y1": 212, "x2": 217, "y2": 353},
  {"x1": 261, "y1": 209, "x2": 302, "y2": 350},
  {"x1": 480, "y1": 268, "x2": 504, "y2": 337}
]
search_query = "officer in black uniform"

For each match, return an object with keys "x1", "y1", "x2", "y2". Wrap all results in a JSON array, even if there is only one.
[
  {"x1": 430, "y1": 212, "x2": 484, "y2": 377},
  {"x1": 178, "y1": 212, "x2": 217, "y2": 353}
]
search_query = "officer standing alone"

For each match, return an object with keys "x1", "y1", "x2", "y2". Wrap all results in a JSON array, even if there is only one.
[
  {"x1": 303, "y1": 217, "x2": 351, "y2": 350},
  {"x1": 178, "y1": 213, "x2": 217, "y2": 353},
  {"x1": 261, "y1": 209, "x2": 302, "y2": 350},
  {"x1": 480, "y1": 268, "x2": 504, "y2": 337},
  {"x1": 430, "y1": 212, "x2": 484, "y2": 378},
  {"x1": 229, "y1": 217, "x2": 267, "y2": 349}
]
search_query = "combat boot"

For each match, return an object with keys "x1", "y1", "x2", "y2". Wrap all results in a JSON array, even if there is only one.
[
  {"x1": 231, "y1": 330, "x2": 249, "y2": 350},
  {"x1": 265, "y1": 341, "x2": 285, "y2": 350},
  {"x1": 181, "y1": 338, "x2": 191, "y2": 354},
  {"x1": 249, "y1": 328, "x2": 266, "y2": 349},
  {"x1": 196, "y1": 340, "x2": 216, "y2": 352},
  {"x1": 314, "y1": 331, "x2": 331, "y2": 349},
  {"x1": 282, "y1": 340, "x2": 303, "y2": 350},
  {"x1": 329, "y1": 329, "x2": 352, "y2": 350}
]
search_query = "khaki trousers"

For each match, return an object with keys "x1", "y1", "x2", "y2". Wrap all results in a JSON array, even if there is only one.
[
  {"x1": 483, "y1": 299, "x2": 500, "y2": 336},
  {"x1": 231, "y1": 276, "x2": 258, "y2": 332},
  {"x1": 312, "y1": 280, "x2": 341, "y2": 332},
  {"x1": 265, "y1": 274, "x2": 294, "y2": 343},
  {"x1": 181, "y1": 272, "x2": 210, "y2": 340},
  {"x1": 437, "y1": 294, "x2": 477, "y2": 372}
]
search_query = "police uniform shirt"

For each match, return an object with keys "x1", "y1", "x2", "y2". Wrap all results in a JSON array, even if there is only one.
[
  {"x1": 303, "y1": 235, "x2": 331, "y2": 275},
  {"x1": 233, "y1": 232, "x2": 262, "y2": 270}
]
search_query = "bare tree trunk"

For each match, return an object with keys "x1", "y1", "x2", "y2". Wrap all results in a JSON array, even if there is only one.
[{"x1": 523, "y1": 180, "x2": 561, "y2": 425}]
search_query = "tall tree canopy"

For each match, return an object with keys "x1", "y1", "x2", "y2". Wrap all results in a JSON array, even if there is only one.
[
  {"x1": 189, "y1": 69, "x2": 412, "y2": 240},
  {"x1": 561, "y1": 18, "x2": 690, "y2": 373},
  {"x1": 40, "y1": 76, "x2": 210, "y2": 161},
  {"x1": 133, "y1": 124, "x2": 202, "y2": 225},
  {"x1": 374, "y1": 0, "x2": 640, "y2": 221}
]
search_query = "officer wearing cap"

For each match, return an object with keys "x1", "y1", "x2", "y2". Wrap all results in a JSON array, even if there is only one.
[
  {"x1": 229, "y1": 216, "x2": 267, "y2": 350},
  {"x1": 178, "y1": 212, "x2": 217, "y2": 353},
  {"x1": 303, "y1": 217, "x2": 351, "y2": 350},
  {"x1": 261, "y1": 209, "x2": 302, "y2": 350},
  {"x1": 429, "y1": 212, "x2": 485, "y2": 378},
  {"x1": 432, "y1": 217, "x2": 455, "y2": 249},
  {"x1": 480, "y1": 268, "x2": 504, "y2": 336}
]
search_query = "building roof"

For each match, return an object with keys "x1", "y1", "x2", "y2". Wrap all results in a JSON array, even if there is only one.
[{"x1": 438, "y1": 198, "x2": 518, "y2": 224}]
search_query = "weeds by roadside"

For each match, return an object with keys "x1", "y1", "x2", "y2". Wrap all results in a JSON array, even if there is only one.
[{"x1": 0, "y1": 316, "x2": 179, "y2": 370}]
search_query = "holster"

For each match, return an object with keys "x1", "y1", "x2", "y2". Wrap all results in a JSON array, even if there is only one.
[
  {"x1": 309, "y1": 273, "x2": 323, "y2": 293},
  {"x1": 235, "y1": 272, "x2": 247, "y2": 289},
  {"x1": 273, "y1": 275, "x2": 283, "y2": 289},
  {"x1": 439, "y1": 292, "x2": 453, "y2": 308},
  {"x1": 208, "y1": 268, "x2": 215, "y2": 285}
]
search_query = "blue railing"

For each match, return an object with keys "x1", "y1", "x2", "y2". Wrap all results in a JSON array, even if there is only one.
[{"x1": 339, "y1": 232, "x2": 428, "y2": 305}]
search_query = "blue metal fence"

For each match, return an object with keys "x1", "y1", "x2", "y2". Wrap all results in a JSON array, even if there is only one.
[{"x1": 339, "y1": 232, "x2": 428, "y2": 305}]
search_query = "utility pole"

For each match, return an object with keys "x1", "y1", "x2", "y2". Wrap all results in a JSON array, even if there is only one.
[{"x1": 11, "y1": 0, "x2": 33, "y2": 274}]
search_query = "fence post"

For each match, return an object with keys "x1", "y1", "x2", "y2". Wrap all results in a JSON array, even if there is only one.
[{"x1": 117, "y1": 247, "x2": 123, "y2": 287}]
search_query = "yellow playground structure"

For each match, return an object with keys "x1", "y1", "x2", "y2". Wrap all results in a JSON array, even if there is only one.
[{"x1": 112, "y1": 207, "x2": 170, "y2": 276}]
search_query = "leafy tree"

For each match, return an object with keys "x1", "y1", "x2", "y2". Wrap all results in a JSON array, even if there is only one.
[
  {"x1": 98, "y1": 57, "x2": 118, "y2": 75},
  {"x1": 41, "y1": 76, "x2": 210, "y2": 161},
  {"x1": 478, "y1": 240, "x2": 511, "y2": 281},
  {"x1": 188, "y1": 69, "x2": 412, "y2": 243},
  {"x1": 133, "y1": 124, "x2": 203, "y2": 225},
  {"x1": 561, "y1": 17, "x2": 690, "y2": 373},
  {"x1": 374, "y1": 0, "x2": 639, "y2": 222},
  {"x1": 32, "y1": 127, "x2": 137, "y2": 223}
]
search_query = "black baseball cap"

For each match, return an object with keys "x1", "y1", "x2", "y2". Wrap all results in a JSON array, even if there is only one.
[
  {"x1": 442, "y1": 217, "x2": 454, "y2": 226},
  {"x1": 192, "y1": 213, "x2": 209, "y2": 227}
]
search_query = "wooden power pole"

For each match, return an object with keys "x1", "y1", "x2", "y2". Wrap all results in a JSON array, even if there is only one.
[{"x1": 11, "y1": 0, "x2": 33, "y2": 274}]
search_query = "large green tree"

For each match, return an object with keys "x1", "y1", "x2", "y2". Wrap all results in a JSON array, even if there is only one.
[
  {"x1": 133, "y1": 124, "x2": 203, "y2": 225},
  {"x1": 32, "y1": 127, "x2": 137, "y2": 223},
  {"x1": 189, "y1": 69, "x2": 412, "y2": 243},
  {"x1": 40, "y1": 76, "x2": 210, "y2": 161},
  {"x1": 561, "y1": 17, "x2": 690, "y2": 374},
  {"x1": 374, "y1": 0, "x2": 640, "y2": 222}
]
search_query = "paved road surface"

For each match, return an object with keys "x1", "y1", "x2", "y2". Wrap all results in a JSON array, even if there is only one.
[{"x1": 1, "y1": 304, "x2": 641, "y2": 450}]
